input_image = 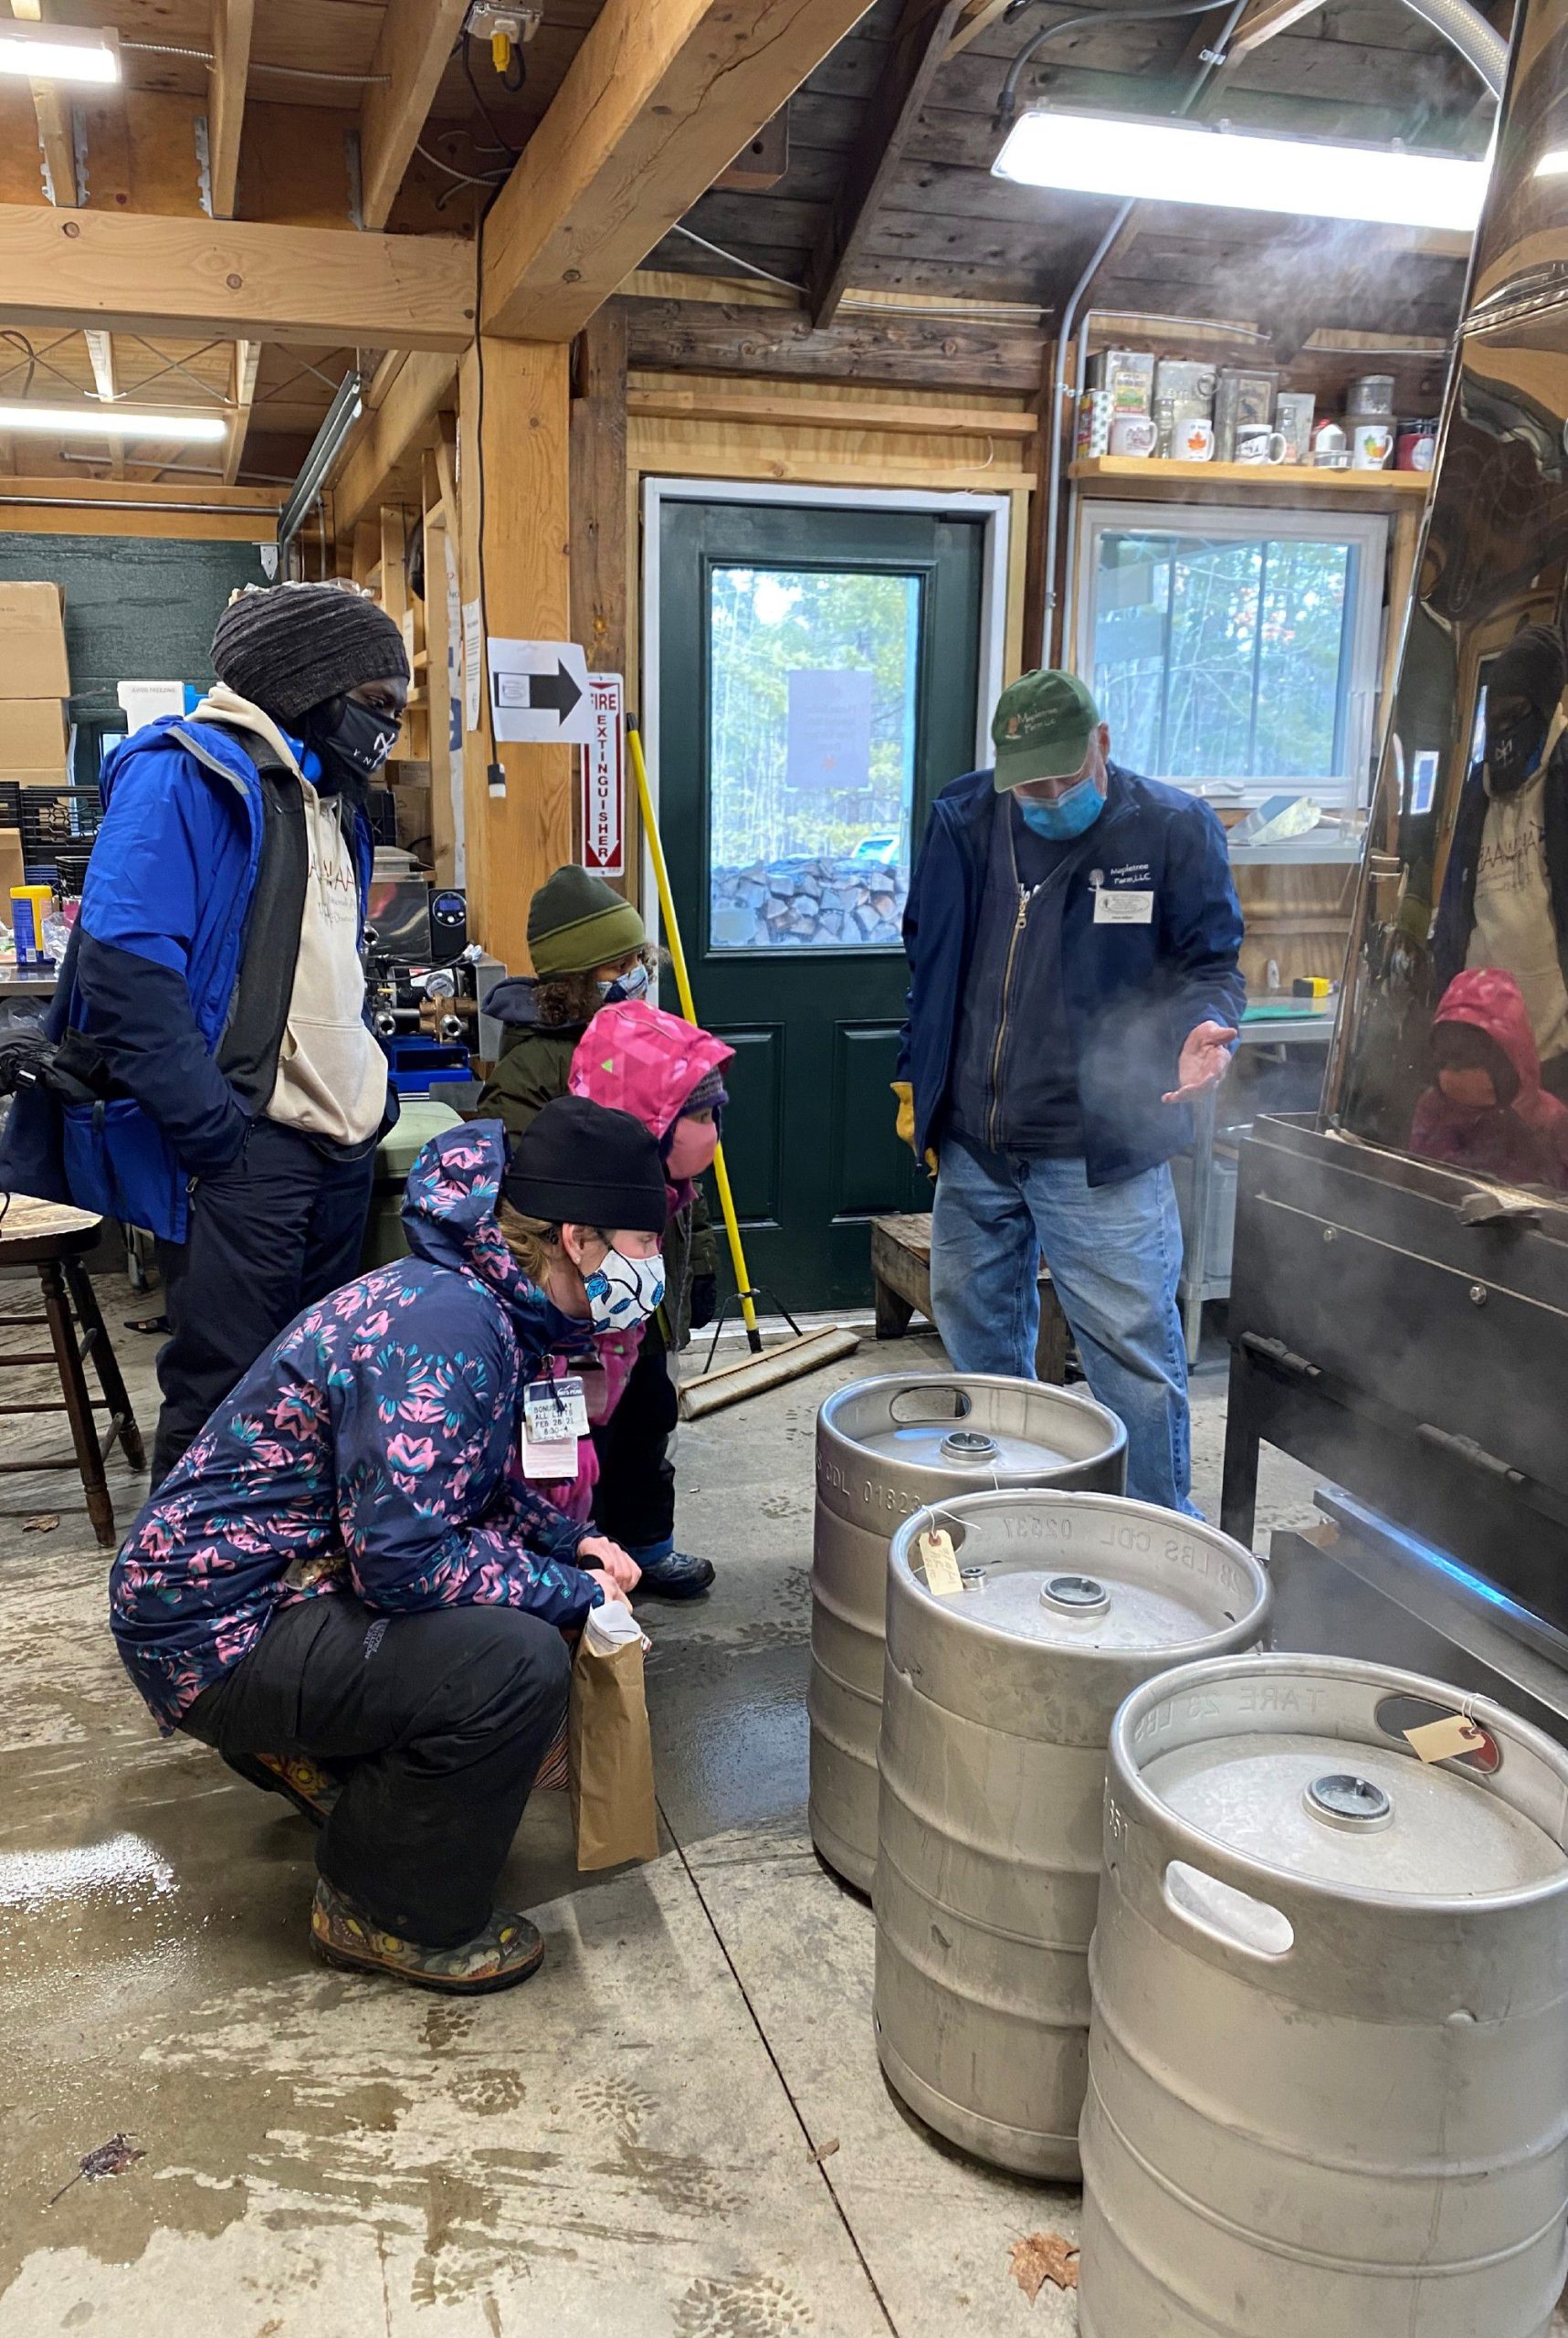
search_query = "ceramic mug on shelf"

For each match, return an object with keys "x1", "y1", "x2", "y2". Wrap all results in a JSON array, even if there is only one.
[
  {"x1": 1236, "y1": 424, "x2": 1289, "y2": 466},
  {"x1": 1175, "y1": 417, "x2": 1215, "y2": 463},
  {"x1": 1109, "y1": 414, "x2": 1158, "y2": 458},
  {"x1": 1350, "y1": 418, "x2": 1394, "y2": 470}
]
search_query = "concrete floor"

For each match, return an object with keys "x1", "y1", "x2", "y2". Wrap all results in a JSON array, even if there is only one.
[{"x1": 1, "y1": 1292, "x2": 1559, "y2": 2336}]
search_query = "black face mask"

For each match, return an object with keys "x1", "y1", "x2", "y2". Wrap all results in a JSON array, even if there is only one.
[
  {"x1": 304, "y1": 694, "x2": 401, "y2": 796},
  {"x1": 1487, "y1": 706, "x2": 1549, "y2": 796}
]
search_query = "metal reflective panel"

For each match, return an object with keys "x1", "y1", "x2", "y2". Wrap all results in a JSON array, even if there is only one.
[{"x1": 1333, "y1": 0, "x2": 1568, "y2": 1209}]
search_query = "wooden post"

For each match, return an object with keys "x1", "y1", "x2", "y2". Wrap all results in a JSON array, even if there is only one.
[
  {"x1": 458, "y1": 337, "x2": 573, "y2": 976},
  {"x1": 422, "y1": 444, "x2": 458, "y2": 885},
  {"x1": 570, "y1": 307, "x2": 628, "y2": 882}
]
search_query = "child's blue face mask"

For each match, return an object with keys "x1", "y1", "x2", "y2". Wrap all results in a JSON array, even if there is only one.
[{"x1": 1014, "y1": 774, "x2": 1104, "y2": 840}]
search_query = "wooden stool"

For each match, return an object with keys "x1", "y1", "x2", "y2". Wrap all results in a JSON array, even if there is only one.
[
  {"x1": 0, "y1": 1194, "x2": 146, "y2": 1547},
  {"x1": 870, "y1": 1211, "x2": 1072, "y2": 1385}
]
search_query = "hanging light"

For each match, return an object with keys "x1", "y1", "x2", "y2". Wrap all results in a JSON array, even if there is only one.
[
  {"x1": 0, "y1": 23, "x2": 120, "y2": 85},
  {"x1": 0, "y1": 405, "x2": 227, "y2": 443},
  {"x1": 994, "y1": 109, "x2": 1488, "y2": 234}
]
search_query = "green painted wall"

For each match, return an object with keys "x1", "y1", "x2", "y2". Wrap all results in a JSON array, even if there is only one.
[{"x1": 0, "y1": 532, "x2": 268, "y2": 778}]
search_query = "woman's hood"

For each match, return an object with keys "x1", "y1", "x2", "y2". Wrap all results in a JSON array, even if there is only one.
[
  {"x1": 567, "y1": 1000, "x2": 733, "y2": 1141},
  {"x1": 399, "y1": 1120, "x2": 580, "y2": 1344}
]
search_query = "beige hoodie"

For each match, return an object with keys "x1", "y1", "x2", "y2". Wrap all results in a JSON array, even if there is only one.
[{"x1": 190, "y1": 683, "x2": 387, "y2": 1148}]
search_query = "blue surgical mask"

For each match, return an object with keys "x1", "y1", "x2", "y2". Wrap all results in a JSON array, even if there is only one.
[{"x1": 1015, "y1": 775, "x2": 1105, "y2": 840}]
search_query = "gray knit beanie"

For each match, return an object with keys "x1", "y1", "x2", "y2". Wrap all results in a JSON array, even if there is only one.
[{"x1": 211, "y1": 583, "x2": 410, "y2": 722}]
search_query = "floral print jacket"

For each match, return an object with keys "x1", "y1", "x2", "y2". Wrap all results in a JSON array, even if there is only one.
[{"x1": 110, "y1": 1122, "x2": 603, "y2": 1731}]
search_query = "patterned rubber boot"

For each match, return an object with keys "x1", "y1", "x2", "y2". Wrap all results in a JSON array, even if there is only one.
[
  {"x1": 227, "y1": 1750, "x2": 344, "y2": 1827},
  {"x1": 310, "y1": 1879, "x2": 546, "y2": 1995}
]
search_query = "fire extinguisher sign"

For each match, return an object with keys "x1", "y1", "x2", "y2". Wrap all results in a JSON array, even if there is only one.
[{"x1": 581, "y1": 672, "x2": 625, "y2": 878}]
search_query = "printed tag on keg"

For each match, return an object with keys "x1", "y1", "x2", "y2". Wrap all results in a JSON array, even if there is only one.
[
  {"x1": 1404, "y1": 1713, "x2": 1485, "y2": 1764},
  {"x1": 918, "y1": 1529, "x2": 963, "y2": 1596}
]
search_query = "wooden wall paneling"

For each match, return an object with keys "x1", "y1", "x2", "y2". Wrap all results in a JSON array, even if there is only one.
[
  {"x1": 618, "y1": 296, "x2": 1048, "y2": 390},
  {"x1": 457, "y1": 338, "x2": 574, "y2": 975}
]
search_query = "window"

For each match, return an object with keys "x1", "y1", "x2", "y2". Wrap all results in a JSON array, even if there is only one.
[{"x1": 1072, "y1": 503, "x2": 1387, "y2": 806}]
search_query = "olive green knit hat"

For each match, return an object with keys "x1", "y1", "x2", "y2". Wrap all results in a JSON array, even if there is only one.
[{"x1": 528, "y1": 864, "x2": 646, "y2": 976}]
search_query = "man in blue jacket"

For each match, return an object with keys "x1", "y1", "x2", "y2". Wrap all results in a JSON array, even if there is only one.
[
  {"x1": 0, "y1": 582, "x2": 408, "y2": 1483},
  {"x1": 893, "y1": 669, "x2": 1244, "y2": 1511}
]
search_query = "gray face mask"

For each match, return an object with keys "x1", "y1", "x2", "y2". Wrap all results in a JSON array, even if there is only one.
[{"x1": 601, "y1": 961, "x2": 651, "y2": 1004}]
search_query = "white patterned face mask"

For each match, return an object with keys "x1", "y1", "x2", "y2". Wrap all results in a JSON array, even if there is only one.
[{"x1": 583, "y1": 1245, "x2": 666, "y2": 1332}]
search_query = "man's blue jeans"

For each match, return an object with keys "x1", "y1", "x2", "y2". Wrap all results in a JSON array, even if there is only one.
[{"x1": 928, "y1": 1134, "x2": 1195, "y2": 1514}]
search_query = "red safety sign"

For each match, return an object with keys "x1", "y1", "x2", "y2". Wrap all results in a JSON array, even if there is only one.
[{"x1": 581, "y1": 671, "x2": 625, "y2": 878}]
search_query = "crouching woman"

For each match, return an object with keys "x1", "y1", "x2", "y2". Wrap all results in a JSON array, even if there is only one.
[{"x1": 109, "y1": 1095, "x2": 668, "y2": 1995}]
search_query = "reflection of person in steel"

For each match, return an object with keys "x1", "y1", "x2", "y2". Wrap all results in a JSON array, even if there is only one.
[
  {"x1": 1411, "y1": 967, "x2": 1568, "y2": 1189},
  {"x1": 1435, "y1": 622, "x2": 1568, "y2": 1101}
]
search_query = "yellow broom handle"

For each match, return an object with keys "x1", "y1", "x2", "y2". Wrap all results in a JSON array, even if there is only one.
[{"x1": 627, "y1": 720, "x2": 761, "y2": 1347}]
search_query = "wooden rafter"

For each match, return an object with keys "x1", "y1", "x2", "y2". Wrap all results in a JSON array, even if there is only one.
[
  {"x1": 360, "y1": 0, "x2": 471, "y2": 233},
  {"x1": 0, "y1": 206, "x2": 476, "y2": 351},
  {"x1": 6, "y1": 0, "x2": 75, "y2": 208},
  {"x1": 944, "y1": 0, "x2": 1014, "y2": 60},
  {"x1": 222, "y1": 336, "x2": 259, "y2": 485},
  {"x1": 208, "y1": 0, "x2": 256, "y2": 221},
  {"x1": 1226, "y1": 0, "x2": 1329, "y2": 58},
  {"x1": 331, "y1": 349, "x2": 458, "y2": 532},
  {"x1": 479, "y1": 0, "x2": 879, "y2": 342},
  {"x1": 805, "y1": 0, "x2": 969, "y2": 330}
]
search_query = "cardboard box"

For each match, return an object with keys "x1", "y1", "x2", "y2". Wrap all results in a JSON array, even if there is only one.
[
  {"x1": 0, "y1": 827, "x2": 23, "y2": 903},
  {"x1": 0, "y1": 584, "x2": 68, "y2": 701},
  {"x1": 0, "y1": 701, "x2": 68, "y2": 773}
]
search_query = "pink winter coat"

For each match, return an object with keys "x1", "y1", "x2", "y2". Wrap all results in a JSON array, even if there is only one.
[{"x1": 1412, "y1": 966, "x2": 1568, "y2": 1189}]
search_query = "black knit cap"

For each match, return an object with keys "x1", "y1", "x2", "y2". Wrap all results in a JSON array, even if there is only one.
[
  {"x1": 210, "y1": 583, "x2": 410, "y2": 723},
  {"x1": 502, "y1": 1096, "x2": 668, "y2": 1233},
  {"x1": 1490, "y1": 622, "x2": 1567, "y2": 720}
]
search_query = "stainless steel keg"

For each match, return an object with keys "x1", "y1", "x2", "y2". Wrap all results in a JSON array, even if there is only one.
[
  {"x1": 1080, "y1": 1653, "x2": 1568, "y2": 2338},
  {"x1": 873, "y1": 1489, "x2": 1268, "y2": 2176},
  {"x1": 809, "y1": 1374, "x2": 1126, "y2": 1891}
]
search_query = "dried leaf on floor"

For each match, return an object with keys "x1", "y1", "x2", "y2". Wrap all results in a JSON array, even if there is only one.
[
  {"x1": 1009, "y1": 2232, "x2": 1079, "y2": 2301},
  {"x1": 808, "y1": 2136, "x2": 839, "y2": 2163},
  {"x1": 23, "y1": 1514, "x2": 59, "y2": 1533},
  {"x1": 48, "y1": 2132, "x2": 145, "y2": 2206}
]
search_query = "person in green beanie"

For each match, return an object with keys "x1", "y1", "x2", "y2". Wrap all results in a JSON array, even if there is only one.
[{"x1": 478, "y1": 867, "x2": 720, "y2": 1599}]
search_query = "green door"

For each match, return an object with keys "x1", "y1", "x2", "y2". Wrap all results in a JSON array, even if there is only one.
[{"x1": 656, "y1": 497, "x2": 987, "y2": 1311}]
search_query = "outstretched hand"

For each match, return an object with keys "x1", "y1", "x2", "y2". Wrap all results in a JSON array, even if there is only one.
[
  {"x1": 577, "y1": 1533, "x2": 640, "y2": 1592},
  {"x1": 1163, "y1": 1020, "x2": 1238, "y2": 1105}
]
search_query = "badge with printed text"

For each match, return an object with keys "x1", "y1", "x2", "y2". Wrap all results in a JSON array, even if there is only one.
[
  {"x1": 524, "y1": 1375, "x2": 590, "y2": 1442},
  {"x1": 1093, "y1": 887, "x2": 1154, "y2": 924}
]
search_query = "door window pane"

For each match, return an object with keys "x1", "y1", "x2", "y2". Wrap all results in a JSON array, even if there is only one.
[
  {"x1": 707, "y1": 564, "x2": 921, "y2": 952},
  {"x1": 1089, "y1": 524, "x2": 1359, "y2": 791}
]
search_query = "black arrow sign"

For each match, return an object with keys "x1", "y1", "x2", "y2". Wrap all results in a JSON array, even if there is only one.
[{"x1": 523, "y1": 658, "x2": 582, "y2": 722}]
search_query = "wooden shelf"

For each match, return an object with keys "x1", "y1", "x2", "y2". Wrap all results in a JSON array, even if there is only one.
[{"x1": 1071, "y1": 456, "x2": 1430, "y2": 501}]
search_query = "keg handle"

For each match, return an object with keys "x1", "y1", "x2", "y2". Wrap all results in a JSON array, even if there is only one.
[
  {"x1": 889, "y1": 1385, "x2": 973, "y2": 1425},
  {"x1": 1162, "y1": 1860, "x2": 1294, "y2": 1962}
]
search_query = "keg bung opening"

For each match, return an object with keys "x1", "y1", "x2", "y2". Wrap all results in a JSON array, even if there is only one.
[
  {"x1": 889, "y1": 1384, "x2": 973, "y2": 1426},
  {"x1": 1042, "y1": 1573, "x2": 1110, "y2": 1615},
  {"x1": 940, "y1": 1428, "x2": 1000, "y2": 1466},
  {"x1": 1306, "y1": 1773, "x2": 1393, "y2": 1830}
]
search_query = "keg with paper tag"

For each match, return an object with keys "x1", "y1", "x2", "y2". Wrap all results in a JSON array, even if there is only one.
[
  {"x1": 1079, "y1": 1653, "x2": 1568, "y2": 2338},
  {"x1": 873, "y1": 1489, "x2": 1268, "y2": 2175},
  {"x1": 809, "y1": 1374, "x2": 1125, "y2": 1891}
]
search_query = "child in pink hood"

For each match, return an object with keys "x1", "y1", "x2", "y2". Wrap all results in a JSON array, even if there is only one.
[
  {"x1": 564, "y1": 998, "x2": 733, "y2": 1598},
  {"x1": 1411, "y1": 966, "x2": 1568, "y2": 1189}
]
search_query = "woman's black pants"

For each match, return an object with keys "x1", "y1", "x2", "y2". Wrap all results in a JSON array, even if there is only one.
[{"x1": 182, "y1": 1593, "x2": 571, "y2": 1949}]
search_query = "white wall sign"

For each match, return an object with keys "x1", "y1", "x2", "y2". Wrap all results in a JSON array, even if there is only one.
[
  {"x1": 581, "y1": 672, "x2": 625, "y2": 877},
  {"x1": 462, "y1": 598, "x2": 483, "y2": 733},
  {"x1": 488, "y1": 637, "x2": 595, "y2": 745},
  {"x1": 786, "y1": 668, "x2": 874, "y2": 791}
]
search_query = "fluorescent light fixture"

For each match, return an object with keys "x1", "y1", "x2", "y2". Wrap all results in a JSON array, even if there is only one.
[
  {"x1": 0, "y1": 22, "x2": 119, "y2": 84},
  {"x1": 994, "y1": 109, "x2": 1488, "y2": 233},
  {"x1": 0, "y1": 405, "x2": 227, "y2": 443}
]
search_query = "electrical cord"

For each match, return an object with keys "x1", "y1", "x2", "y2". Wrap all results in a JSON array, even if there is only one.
[
  {"x1": 415, "y1": 139, "x2": 510, "y2": 189},
  {"x1": 120, "y1": 38, "x2": 391, "y2": 80},
  {"x1": 994, "y1": 0, "x2": 1237, "y2": 128},
  {"x1": 462, "y1": 37, "x2": 523, "y2": 160},
  {"x1": 669, "y1": 222, "x2": 803, "y2": 292}
]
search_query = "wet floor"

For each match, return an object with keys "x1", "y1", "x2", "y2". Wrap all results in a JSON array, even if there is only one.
[{"x1": 0, "y1": 1286, "x2": 1557, "y2": 2335}]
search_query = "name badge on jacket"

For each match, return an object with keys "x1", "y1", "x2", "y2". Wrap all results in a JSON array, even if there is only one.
[{"x1": 1093, "y1": 887, "x2": 1154, "y2": 924}]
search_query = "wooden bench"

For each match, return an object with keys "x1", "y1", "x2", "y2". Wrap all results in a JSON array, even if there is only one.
[{"x1": 869, "y1": 1211, "x2": 1072, "y2": 1385}]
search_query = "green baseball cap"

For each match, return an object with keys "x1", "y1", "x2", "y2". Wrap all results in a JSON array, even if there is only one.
[{"x1": 991, "y1": 669, "x2": 1100, "y2": 791}]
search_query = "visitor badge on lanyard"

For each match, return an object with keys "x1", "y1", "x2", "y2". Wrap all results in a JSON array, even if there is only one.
[{"x1": 520, "y1": 1374, "x2": 589, "y2": 1478}]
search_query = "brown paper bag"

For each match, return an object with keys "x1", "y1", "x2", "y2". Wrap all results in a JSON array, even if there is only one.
[{"x1": 568, "y1": 1618, "x2": 658, "y2": 1870}]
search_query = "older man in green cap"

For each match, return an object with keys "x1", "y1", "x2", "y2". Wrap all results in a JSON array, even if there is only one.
[{"x1": 893, "y1": 668, "x2": 1244, "y2": 1512}]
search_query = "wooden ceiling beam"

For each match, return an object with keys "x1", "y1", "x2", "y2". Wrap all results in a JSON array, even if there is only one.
[
  {"x1": 805, "y1": 0, "x2": 969, "y2": 330},
  {"x1": 0, "y1": 206, "x2": 476, "y2": 351},
  {"x1": 208, "y1": 0, "x2": 256, "y2": 221},
  {"x1": 360, "y1": 0, "x2": 470, "y2": 233},
  {"x1": 330, "y1": 348, "x2": 458, "y2": 533},
  {"x1": 1226, "y1": 0, "x2": 1329, "y2": 61},
  {"x1": 222, "y1": 335, "x2": 259, "y2": 486},
  {"x1": 480, "y1": 0, "x2": 879, "y2": 342}
]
